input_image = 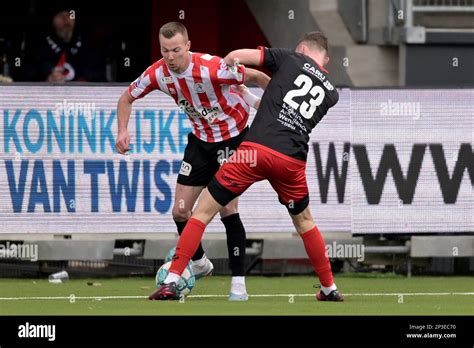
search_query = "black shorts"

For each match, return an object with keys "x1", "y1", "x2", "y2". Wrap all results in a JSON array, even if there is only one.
[{"x1": 177, "y1": 128, "x2": 249, "y2": 186}]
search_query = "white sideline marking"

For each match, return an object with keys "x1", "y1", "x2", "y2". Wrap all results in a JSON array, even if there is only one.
[{"x1": 0, "y1": 292, "x2": 473, "y2": 301}]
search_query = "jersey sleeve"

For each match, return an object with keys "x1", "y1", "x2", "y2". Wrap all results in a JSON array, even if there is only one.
[
  {"x1": 322, "y1": 78, "x2": 339, "y2": 108},
  {"x1": 215, "y1": 58, "x2": 245, "y2": 85},
  {"x1": 128, "y1": 61, "x2": 162, "y2": 100},
  {"x1": 259, "y1": 47, "x2": 293, "y2": 73}
]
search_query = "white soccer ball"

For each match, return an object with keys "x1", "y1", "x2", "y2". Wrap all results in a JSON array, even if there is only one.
[{"x1": 155, "y1": 261, "x2": 195, "y2": 297}]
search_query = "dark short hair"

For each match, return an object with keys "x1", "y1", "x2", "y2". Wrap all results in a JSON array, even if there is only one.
[
  {"x1": 159, "y1": 21, "x2": 189, "y2": 41},
  {"x1": 297, "y1": 31, "x2": 328, "y2": 52}
]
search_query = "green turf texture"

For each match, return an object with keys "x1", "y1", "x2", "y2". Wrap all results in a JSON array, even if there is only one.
[{"x1": 0, "y1": 274, "x2": 472, "y2": 315}]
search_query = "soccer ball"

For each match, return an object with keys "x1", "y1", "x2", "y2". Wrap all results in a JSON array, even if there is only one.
[{"x1": 155, "y1": 261, "x2": 195, "y2": 297}]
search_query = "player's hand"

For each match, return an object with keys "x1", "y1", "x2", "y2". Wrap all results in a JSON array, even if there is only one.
[
  {"x1": 227, "y1": 58, "x2": 244, "y2": 69},
  {"x1": 47, "y1": 70, "x2": 66, "y2": 83},
  {"x1": 116, "y1": 129, "x2": 130, "y2": 154},
  {"x1": 237, "y1": 84, "x2": 249, "y2": 93}
]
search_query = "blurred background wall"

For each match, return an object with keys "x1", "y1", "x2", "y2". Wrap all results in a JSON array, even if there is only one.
[{"x1": 1, "y1": 0, "x2": 473, "y2": 86}]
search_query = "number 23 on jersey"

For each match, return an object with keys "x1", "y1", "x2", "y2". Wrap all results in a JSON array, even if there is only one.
[{"x1": 283, "y1": 74, "x2": 325, "y2": 119}]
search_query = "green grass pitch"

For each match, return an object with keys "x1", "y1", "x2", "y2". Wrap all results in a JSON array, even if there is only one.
[{"x1": 0, "y1": 274, "x2": 472, "y2": 315}]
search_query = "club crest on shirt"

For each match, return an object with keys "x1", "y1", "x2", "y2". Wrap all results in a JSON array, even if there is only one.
[{"x1": 193, "y1": 83, "x2": 205, "y2": 93}]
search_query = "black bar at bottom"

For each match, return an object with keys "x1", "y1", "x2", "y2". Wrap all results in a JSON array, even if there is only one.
[{"x1": 0, "y1": 315, "x2": 472, "y2": 346}]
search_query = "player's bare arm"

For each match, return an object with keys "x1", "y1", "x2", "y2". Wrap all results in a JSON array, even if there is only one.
[
  {"x1": 244, "y1": 67, "x2": 270, "y2": 89},
  {"x1": 115, "y1": 90, "x2": 134, "y2": 154},
  {"x1": 225, "y1": 49, "x2": 262, "y2": 67}
]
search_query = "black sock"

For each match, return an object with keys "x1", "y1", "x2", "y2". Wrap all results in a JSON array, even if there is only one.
[
  {"x1": 221, "y1": 213, "x2": 246, "y2": 276},
  {"x1": 174, "y1": 219, "x2": 205, "y2": 261}
]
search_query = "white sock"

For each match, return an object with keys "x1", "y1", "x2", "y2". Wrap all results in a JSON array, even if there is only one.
[
  {"x1": 164, "y1": 272, "x2": 181, "y2": 284},
  {"x1": 231, "y1": 277, "x2": 247, "y2": 294},
  {"x1": 239, "y1": 85, "x2": 261, "y2": 109},
  {"x1": 192, "y1": 255, "x2": 207, "y2": 267},
  {"x1": 231, "y1": 276, "x2": 246, "y2": 286},
  {"x1": 321, "y1": 283, "x2": 337, "y2": 296}
]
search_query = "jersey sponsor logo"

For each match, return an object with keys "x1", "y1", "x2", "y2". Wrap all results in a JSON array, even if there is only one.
[
  {"x1": 178, "y1": 99, "x2": 221, "y2": 123},
  {"x1": 179, "y1": 161, "x2": 192, "y2": 176},
  {"x1": 303, "y1": 63, "x2": 326, "y2": 83},
  {"x1": 200, "y1": 105, "x2": 220, "y2": 123},
  {"x1": 179, "y1": 99, "x2": 199, "y2": 117}
]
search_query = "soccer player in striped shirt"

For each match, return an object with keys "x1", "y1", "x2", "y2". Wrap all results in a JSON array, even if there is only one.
[
  {"x1": 150, "y1": 32, "x2": 344, "y2": 302},
  {"x1": 115, "y1": 22, "x2": 270, "y2": 301}
]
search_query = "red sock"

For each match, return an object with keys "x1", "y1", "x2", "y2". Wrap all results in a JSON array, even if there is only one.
[
  {"x1": 169, "y1": 218, "x2": 206, "y2": 276},
  {"x1": 301, "y1": 226, "x2": 334, "y2": 287}
]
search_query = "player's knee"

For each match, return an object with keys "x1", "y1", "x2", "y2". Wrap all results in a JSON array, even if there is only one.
[
  {"x1": 287, "y1": 199, "x2": 313, "y2": 234},
  {"x1": 171, "y1": 204, "x2": 192, "y2": 221},
  {"x1": 219, "y1": 204, "x2": 238, "y2": 218}
]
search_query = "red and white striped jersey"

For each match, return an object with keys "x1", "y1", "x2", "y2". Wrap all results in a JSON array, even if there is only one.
[{"x1": 128, "y1": 52, "x2": 250, "y2": 143}]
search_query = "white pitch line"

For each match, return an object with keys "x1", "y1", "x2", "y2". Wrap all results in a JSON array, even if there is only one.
[
  {"x1": 0, "y1": 292, "x2": 473, "y2": 301},
  {"x1": 0, "y1": 296, "x2": 147, "y2": 300}
]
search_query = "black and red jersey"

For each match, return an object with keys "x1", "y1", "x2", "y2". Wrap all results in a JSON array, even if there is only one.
[{"x1": 245, "y1": 47, "x2": 339, "y2": 161}]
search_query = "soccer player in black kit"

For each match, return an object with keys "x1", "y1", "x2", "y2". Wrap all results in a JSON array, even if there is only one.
[{"x1": 150, "y1": 32, "x2": 344, "y2": 302}]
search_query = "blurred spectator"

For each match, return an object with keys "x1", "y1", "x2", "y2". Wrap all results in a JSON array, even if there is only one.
[{"x1": 24, "y1": 8, "x2": 105, "y2": 82}]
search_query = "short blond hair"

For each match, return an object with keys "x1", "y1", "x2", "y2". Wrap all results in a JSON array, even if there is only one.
[{"x1": 159, "y1": 22, "x2": 189, "y2": 41}]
